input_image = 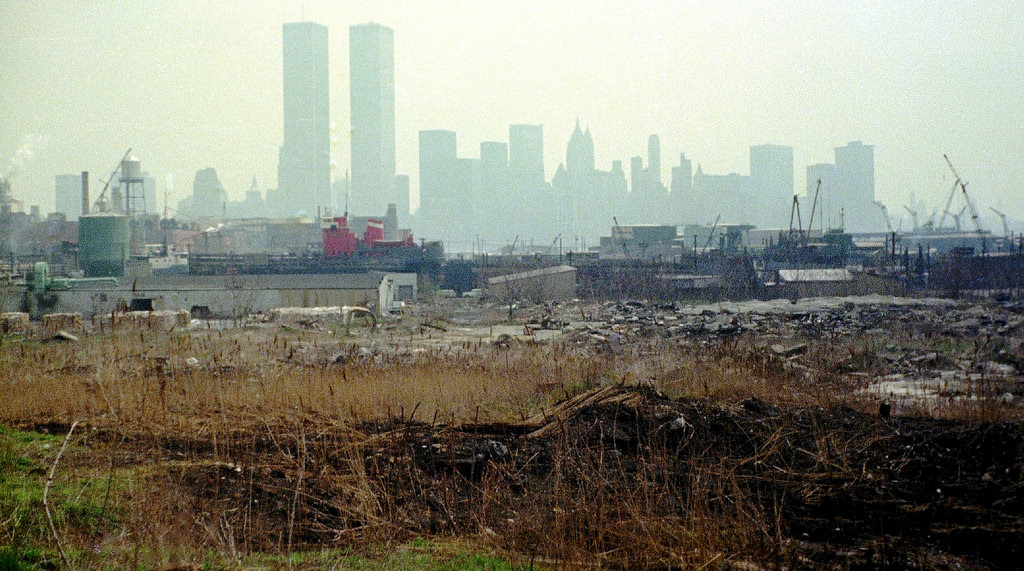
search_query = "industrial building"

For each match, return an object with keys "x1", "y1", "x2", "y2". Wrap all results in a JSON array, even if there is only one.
[
  {"x1": 4, "y1": 272, "x2": 416, "y2": 319},
  {"x1": 486, "y1": 265, "x2": 577, "y2": 303}
]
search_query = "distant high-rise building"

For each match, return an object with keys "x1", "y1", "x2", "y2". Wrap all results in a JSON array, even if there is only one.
[
  {"x1": 630, "y1": 156, "x2": 644, "y2": 197},
  {"x1": 192, "y1": 168, "x2": 228, "y2": 219},
  {"x1": 418, "y1": 130, "x2": 457, "y2": 234},
  {"x1": 625, "y1": 135, "x2": 669, "y2": 223},
  {"x1": 480, "y1": 142, "x2": 510, "y2": 179},
  {"x1": 509, "y1": 124, "x2": 545, "y2": 188},
  {"x1": 670, "y1": 153, "x2": 693, "y2": 197},
  {"x1": 551, "y1": 121, "x2": 626, "y2": 241},
  {"x1": 479, "y1": 141, "x2": 510, "y2": 234},
  {"x1": 55, "y1": 174, "x2": 83, "y2": 220},
  {"x1": 142, "y1": 172, "x2": 157, "y2": 216},
  {"x1": 566, "y1": 120, "x2": 594, "y2": 174},
  {"x1": 349, "y1": 22, "x2": 396, "y2": 217},
  {"x1": 834, "y1": 141, "x2": 882, "y2": 232},
  {"x1": 395, "y1": 174, "x2": 410, "y2": 227},
  {"x1": 750, "y1": 144, "x2": 793, "y2": 228},
  {"x1": 276, "y1": 22, "x2": 330, "y2": 218},
  {"x1": 835, "y1": 141, "x2": 874, "y2": 204},
  {"x1": 648, "y1": 135, "x2": 662, "y2": 185},
  {"x1": 693, "y1": 165, "x2": 754, "y2": 225}
]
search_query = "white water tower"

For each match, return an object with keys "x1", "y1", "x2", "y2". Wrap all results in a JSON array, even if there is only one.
[{"x1": 119, "y1": 155, "x2": 146, "y2": 217}]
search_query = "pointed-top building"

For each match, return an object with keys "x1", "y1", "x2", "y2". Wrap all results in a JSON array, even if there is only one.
[{"x1": 566, "y1": 119, "x2": 594, "y2": 174}]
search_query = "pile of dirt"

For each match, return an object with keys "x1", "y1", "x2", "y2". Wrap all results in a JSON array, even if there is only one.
[{"x1": 110, "y1": 384, "x2": 1024, "y2": 568}]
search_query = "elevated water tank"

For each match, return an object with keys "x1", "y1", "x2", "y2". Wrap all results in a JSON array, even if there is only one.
[
  {"x1": 79, "y1": 213, "x2": 129, "y2": 277},
  {"x1": 120, "y1": 156, "x2": 142, "y2": 181}
]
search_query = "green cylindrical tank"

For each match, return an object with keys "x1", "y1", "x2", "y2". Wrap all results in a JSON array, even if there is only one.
[{"x1": 79, "y1": 213, "x2": 129, "y2": 277}]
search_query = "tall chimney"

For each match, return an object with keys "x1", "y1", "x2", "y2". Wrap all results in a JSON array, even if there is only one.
[{"x1": 81, "y1": 171, "x2": 89, "y2": 216}]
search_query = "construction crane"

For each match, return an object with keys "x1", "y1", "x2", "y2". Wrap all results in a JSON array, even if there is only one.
[
  {"x1": 936, "y1": 177, "x2": 960, "y2": 230},
  {"x1": 93, "y1": 148, "x2": 132, "y2": 213},
  {"x1": 902, "y1": 205, "x2": 919, "y2": 232},
  {"x1": 990, "y1": 207, "x2": 1010, "y2": 239},
  {"x1": 943, "y1": 154, "x2": 983, "y2": 234},
  {"x1": 703, "y1": 214, "x2": 721, "y2": 251},
  {"x1": 806, "y1": 179, "x2": 821, "y2": 242},
  {"x1": 612, "y1": 217, "x2": 631, "y2": 259},
  {"x1": 546, "y1": 233, "x2": 561, "y2": 255},
  {"x1": 878, "y1": 203, "x2": 894, "y2": 234},
  {"x1": 944, "y1": 205, "x2": 967, "y2": 231},
  {"x1": 788, "y1": 195, "x2": 804, "y2": 243}
]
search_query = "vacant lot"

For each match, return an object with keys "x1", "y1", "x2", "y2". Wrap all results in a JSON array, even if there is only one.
[{"x1": 1, "y1": 296, "x2": 1022, "y2": 569}]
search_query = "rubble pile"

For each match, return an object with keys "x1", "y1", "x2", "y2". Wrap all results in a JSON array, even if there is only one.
[{"x1": 559, "y1": 296, "x2": 1024, "y2": 347}]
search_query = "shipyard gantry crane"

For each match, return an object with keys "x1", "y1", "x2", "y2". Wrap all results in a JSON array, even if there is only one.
[
  {"x1": 903, "y1": 205, "x2": 919, "y2": 232},
  {"x1": 990, "y1": 207, "x2": 1010, "y2": 240},
  {"x1": 942, "y1": 154, "x2": 983, "y2": 234}
]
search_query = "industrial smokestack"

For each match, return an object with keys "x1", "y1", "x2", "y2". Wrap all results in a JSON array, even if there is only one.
[{"x1": 81, "y1": 171, "x2": 89, "y2": 216}]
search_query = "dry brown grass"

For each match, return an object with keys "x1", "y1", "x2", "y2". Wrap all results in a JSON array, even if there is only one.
[{"x1": 2, "y1": 318, "x2": 1023, "y2": 568}]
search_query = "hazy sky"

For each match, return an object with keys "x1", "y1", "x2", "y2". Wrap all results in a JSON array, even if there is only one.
[{"x1": 2, "y1": 0, "x2": 1023, "y2": 226}]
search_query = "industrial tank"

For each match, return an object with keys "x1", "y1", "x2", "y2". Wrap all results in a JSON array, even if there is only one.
[{"x1": 79, "y1": 213, "x2": 129, "y2": 277}]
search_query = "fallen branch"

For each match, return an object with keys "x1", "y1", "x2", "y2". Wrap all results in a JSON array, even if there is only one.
[{"x1": 44, "y1": 420, "x2": 78, "y2": 570}]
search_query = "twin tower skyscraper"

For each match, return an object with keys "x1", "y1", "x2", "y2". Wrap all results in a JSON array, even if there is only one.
[{"x1": 274, "y1": 21, "x2": 395, "y2": 220}]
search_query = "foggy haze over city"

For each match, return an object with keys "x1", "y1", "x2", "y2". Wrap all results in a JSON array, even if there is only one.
[
  {"x1": 6, "y1": 8, "x2": 1024, "y2": 562},
  {"x1": 3, "y1": 1, "x2": 1023, "y2": 241}
]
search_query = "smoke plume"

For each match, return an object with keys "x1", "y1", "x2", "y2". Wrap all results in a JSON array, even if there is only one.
[{"x1": 3, "y1": 134, "x2": 47, "y2": 181}]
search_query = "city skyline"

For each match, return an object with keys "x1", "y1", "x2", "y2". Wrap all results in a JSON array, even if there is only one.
[{"x1": 2, "y1": 2, "x2": 1022, "y2": 228}]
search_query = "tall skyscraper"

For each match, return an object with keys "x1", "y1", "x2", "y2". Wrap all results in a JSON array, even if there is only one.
[
  {"x1": 509, "y1": 124, "x2": 545, "y2": 188},
  {"x1": 834, "y1": 141, "x2": 881, "y2": 232},
  {"x1": 277, "y1": 22, "x2": 330, "y2": 219},
  {"x1": 479, "y1": 141, "x2": 510, "y2": 232},
  {"x1": 418, "y1": 130, "x2": 457, "y2": 228},
  {"x1": 349, "y1": 23, "x2": 396, "y2": 216},
  {"x1": 648, "y1": 134, "x2": 662, "y2": 186},
  {"x1": 834, "y1": 141, "x2": 874, "y2": 203},
  {"x1": 670, "y1": 153, "x2": 693, "y2": 197},
  {"x1": 55, "y1": 174, "x2": 83, "y2": 220},
  {"x1": 395, "y1": 174, "x2": 410, "y2": 226},
  {"x1": 750, "y1": 144, "x2": 794, "y2": 228}
]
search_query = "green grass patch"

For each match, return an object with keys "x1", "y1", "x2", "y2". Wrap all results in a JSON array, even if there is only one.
[
  {"x1": 0, "y1": 425, "x2": 128, "y2": 569},
  {"x1": 195, "y1": 539, "x2": 537, "y2": 570}
]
